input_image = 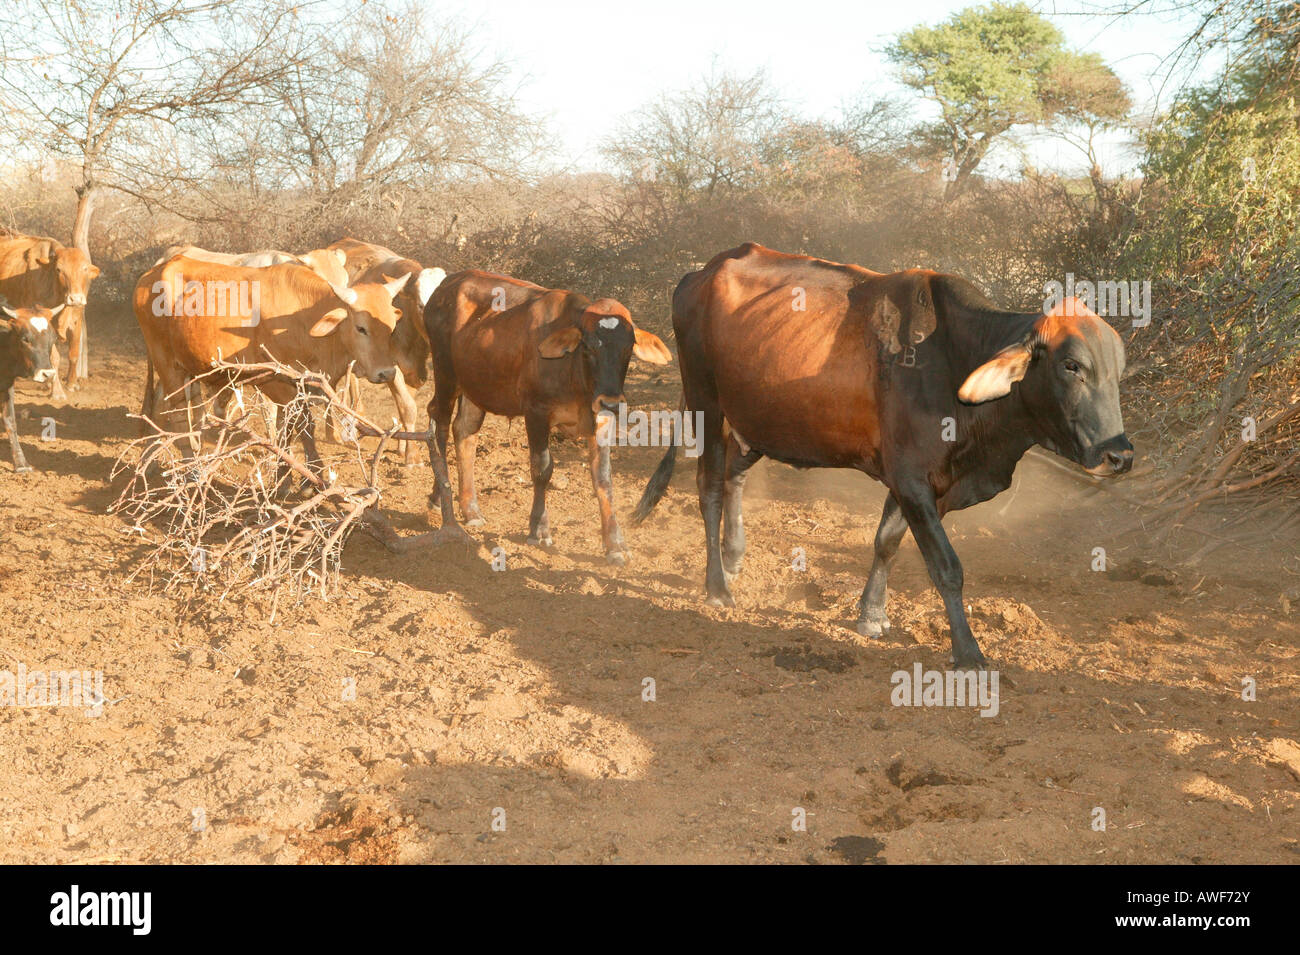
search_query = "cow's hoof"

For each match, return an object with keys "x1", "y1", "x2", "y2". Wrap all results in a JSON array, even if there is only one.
[
  {"x1": 606, "y1": 550, "x2": 628, "y2": 566},
  {"x1": 526, "y1": 534, "x2": 553, "y2": 548},
  {"x1": 14, "y1": 466, "x2": 32, "y2": 475},
  {"x1": 949, "y1": 649, "x2": 988, "y2": 670},
  {"x1": 465, "y1": 516, "x2": 486, "y2": 528},
  {"x1": 704, "y1": 592, "x2": 735, "y2": 609},
  {"x1": 856, "y1": 608, "x2": 891, "y2": 639}
]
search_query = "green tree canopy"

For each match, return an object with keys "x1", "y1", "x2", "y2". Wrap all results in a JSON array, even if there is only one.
[{"x1": 889, "y1": 2, "x2": 1129, "y2": 199}]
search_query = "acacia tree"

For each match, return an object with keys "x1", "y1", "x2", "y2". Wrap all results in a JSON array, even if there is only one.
[
  {"x1": 888, "y1": 2, "x2": 1129, "y2": 200},
  {"x1": 0, "y1": 0, "x2": 305, "y2": 253}
]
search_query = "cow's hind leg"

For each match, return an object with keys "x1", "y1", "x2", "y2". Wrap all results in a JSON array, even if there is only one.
[
  {"x1": 696, "y1": 406, "x2": 732, "y2": 607},
  {"x1": 721, "y1": 433, "x2": 761, "y2": 581},
  {"x1": 524, "y1": 413, "x2": 554, "y2": 547},
  {"x1": 453, "y1": 397, "x2": 487, "y2": 526},
  {"x1": 424, "y1": 383, "x2": 471, "y2": 543},
  {"x1": 4, "y1": 388, "x2": 31, "y2": 473},
  {"x1": 856, "y1": 493, "x2": 909, "y2": 638},
  {"x1": 894, "y1": 483, "x2": 986, "y2": 668}
]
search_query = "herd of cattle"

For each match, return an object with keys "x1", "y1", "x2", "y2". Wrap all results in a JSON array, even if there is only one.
[{"x1": 0, "y1": 233, "x2": 1133, "y2": 666}]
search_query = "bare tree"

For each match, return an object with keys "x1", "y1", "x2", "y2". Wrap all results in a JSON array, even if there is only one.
[
  {"x1": 605, "y1": 69, "x2": 788, "y2": 200},
  {"x1": 202, "y1": 0, "x2": 549, "y2": 215},
  {"x1": 0, "y1": 0, "x2": 306, "y2": 253}
]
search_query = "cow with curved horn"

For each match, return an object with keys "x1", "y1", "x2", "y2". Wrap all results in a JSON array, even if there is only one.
[{"x1": 634, "y1": 243, "x2": 1132, "y2": 668}]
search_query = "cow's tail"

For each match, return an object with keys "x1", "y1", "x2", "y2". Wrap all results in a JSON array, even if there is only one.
[
  {"x1": 631, "y1": 394, "x2": 684, "y2": 524},
  {"x1": 140, "y1": 358, "x2": 155, "y2": 435}
]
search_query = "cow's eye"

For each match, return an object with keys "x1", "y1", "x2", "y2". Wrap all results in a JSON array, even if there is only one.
[
  {"x1": 356, "y1": 324, "x2": 369, "y2": 336},
  {"x1": 1063, "y1": 358, "x2": 1082, "y2": 376}
]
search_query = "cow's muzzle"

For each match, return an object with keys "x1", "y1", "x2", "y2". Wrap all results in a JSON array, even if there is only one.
[
  {"x1": 65, "y1": 294, "x2": 87, "y2": 307},
  {"x1": 368, "y1": 366, "x2": 397, "y2": 385},
  {"x1": 33, "y1": 368, "x2": 56, "y2": 383},
  {"x1": 1084, "y1": 435, "x2": 1134, "y2": 476},
  {"x1": 592, "y1": 395, "x2": 625, "y2": 415}
]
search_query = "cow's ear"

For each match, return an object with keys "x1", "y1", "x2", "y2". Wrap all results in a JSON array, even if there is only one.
[
  {"x1": 26, "y1": 241, "x2": 54, "y2": 267},
  {"x1": 632, "y1": 327, "x2": 672, "y2": 364},
  {"x1": 539, "y1": 325, "x2": 582, "y2": 358},
  {"x1": 907, "y1": 274, "x2": 938, "y2": 347},
  {"x1": 309, "y1": 308, "x2": 349, "y2": 337},
  {"x1": 958, "y1": 344, "x2": 1033, "y2": 403},
  {"x1": 89, "y1": 264, "x2": 101, "y2": 279}
]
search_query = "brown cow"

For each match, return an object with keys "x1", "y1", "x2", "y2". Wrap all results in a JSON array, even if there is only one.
[
  {"x1": 0, "y1": 303, "x2": 60, "y2": 472},
  {"x1": 424, "y1": 270, "x2": 671, "y2": 561},
  {"x1": 134, "y1": 256, "x2": 409, "y2": 464},
  {"x1": 156, "y1": 245, "x2": 352, "y2": 293},
  {"x1": 634, "y1": 243, "x2": 1132, "y2": 667},
  {"x1": 329, "y1": 238, "x2": 446, "y2": 466},
  {"x1": 0, "y1": 234, "x2": 100, "y2": 399}
]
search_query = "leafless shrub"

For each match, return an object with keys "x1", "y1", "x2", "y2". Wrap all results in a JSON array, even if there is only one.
[{"x1": 109, "y1": 358, "x2": 429, "y2": 604}]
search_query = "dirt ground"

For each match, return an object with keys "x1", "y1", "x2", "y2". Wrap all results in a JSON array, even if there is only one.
[{"x1": 1, "y1": 322, "x2": 1297, "y2": 865}]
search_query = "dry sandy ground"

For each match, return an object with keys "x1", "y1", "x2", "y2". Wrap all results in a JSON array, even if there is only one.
[{"x1": 1, "y1": 329, "x2": 1297, "y2": 864}]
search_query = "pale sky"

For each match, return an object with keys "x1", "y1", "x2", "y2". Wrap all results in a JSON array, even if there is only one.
[{"x1": 429, "y1": 0, "x2": 1218, "y2": 177}]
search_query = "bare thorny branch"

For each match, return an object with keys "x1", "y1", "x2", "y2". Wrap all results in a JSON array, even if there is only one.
[{"x1": 108, "y1": 357, "x2": 434, "y2": 606}]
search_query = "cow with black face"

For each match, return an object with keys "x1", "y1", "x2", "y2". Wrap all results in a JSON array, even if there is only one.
[
  {"x1": 634, "y1": 243, "x2": 1133, "y2": 668},
  {"x1": 424, "y1": 270, "x2": 671, "y2": 562},
  {"x1": 0, "y1": 303, "x2": 60, "y2": 472}
]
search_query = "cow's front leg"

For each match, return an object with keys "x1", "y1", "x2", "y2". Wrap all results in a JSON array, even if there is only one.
[
  {"x1": 386, "y1": 368, "x2": 422, "y2": 467},
  {"x1": 65, "y1": 316, "x2": 84, "y2": 392},
  {"x1": 4, "y1": 388, "x2": 31, "y2": 473},
  {"x1": 586, "y1": 426, "x2": 627, "y2": 565},
  {"x1": 894, "y1": 483, "x2": 986, "y2": 668},
  {"x1": 47, "y1": 341, "x2": 68, "y2": 402},
  {"x1": 524, "y1": 413, "x2": 554, "y2": 547},
  {"x1": 856, "y1": 493, "x2": 910, "y2": 638}
]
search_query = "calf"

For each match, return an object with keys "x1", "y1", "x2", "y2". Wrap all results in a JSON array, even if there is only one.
[
  {"x1": 424, "y1": 270, "x2": 671, "y2": 561},
  {"x1": 0, "y1": 234, "x2": 99, "y2": 398},
  {"x1": 634, "y1": 243, "x2": 1132, "y2": 667},
  {"x1": 0, "y1": 303, "x2": 60, "y2": 472}
]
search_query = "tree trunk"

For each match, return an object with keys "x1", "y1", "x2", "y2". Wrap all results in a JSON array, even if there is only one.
[{"x1": 71, "y1": 184, "x2": 96, "y2": 254}]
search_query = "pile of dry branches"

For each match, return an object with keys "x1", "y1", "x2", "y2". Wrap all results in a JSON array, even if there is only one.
[{"x1": 111, "y1": 359, "x2": 429, "y2": 604}]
